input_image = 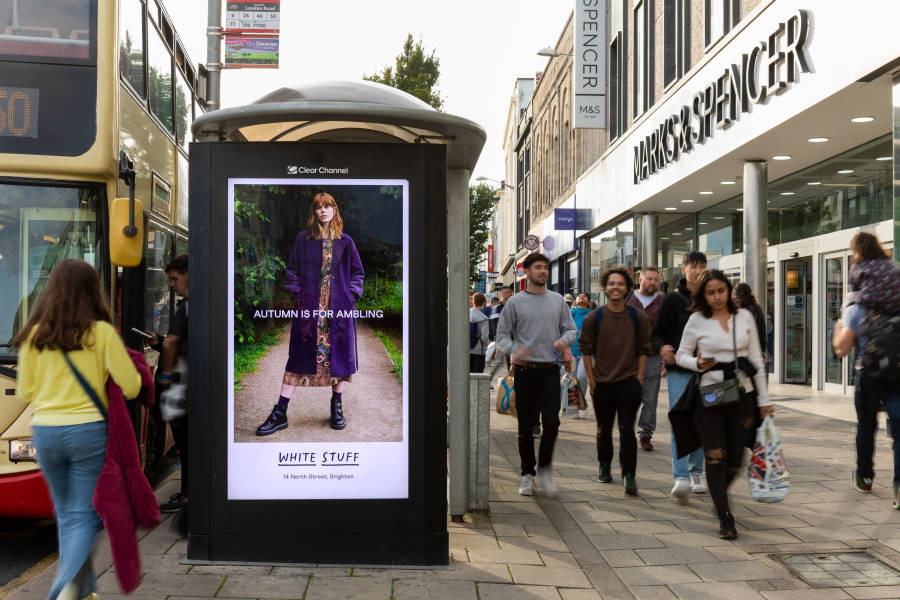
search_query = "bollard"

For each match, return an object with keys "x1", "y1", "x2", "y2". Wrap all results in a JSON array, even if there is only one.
[{"x1": 468, "y1": 373, "x2": 492, "y2": 512}]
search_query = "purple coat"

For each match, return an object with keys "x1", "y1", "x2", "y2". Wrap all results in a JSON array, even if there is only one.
[{"x1": 284, "y1": 233, "x2": 365, "y2": 377}]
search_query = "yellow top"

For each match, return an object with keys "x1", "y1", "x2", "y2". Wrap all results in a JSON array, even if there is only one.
[{"x1": 18, "y1": 321, "x2": 142, "y2": 426}]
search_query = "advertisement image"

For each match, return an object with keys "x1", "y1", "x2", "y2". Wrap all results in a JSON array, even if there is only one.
[{"x1": 227, "y1": 178, "x2": 408, "y2": 500}]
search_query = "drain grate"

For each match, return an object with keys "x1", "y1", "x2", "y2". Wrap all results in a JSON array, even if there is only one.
[{"x1": 774, "y1": 552, "x2": 900, "y2": 588}]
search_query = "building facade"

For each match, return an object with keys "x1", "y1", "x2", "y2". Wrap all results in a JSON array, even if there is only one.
[{"x1": 569, "y1": 0, "x2": 899, "y2": 393}]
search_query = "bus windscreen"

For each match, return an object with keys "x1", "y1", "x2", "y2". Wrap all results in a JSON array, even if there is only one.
[{"x1": 0, "y1": 0, "x2": 92, "y2": 61}]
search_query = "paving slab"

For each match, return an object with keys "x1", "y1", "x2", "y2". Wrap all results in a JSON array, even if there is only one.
[
  {"x1": 668, "y1": 581, "x2": 766, "y2": 599},
  {"x1": 391, "y1": 579, "x2": 477, "y2": 600},
  {"x1": 508, "y1": 565, "x2": 592, "y2": 588},
  {"x1": 614, "y1": 564, "x2": 701, "y2": 586},
  {"x1": 304, "y1": 576, "x2": 391, "y2": 600},
  {"x1": 476, "y1": 582, "x2": 562, "y2": 600},
  {"x1": 217, "y1": 574, "x2": 311, "y2": 598}
]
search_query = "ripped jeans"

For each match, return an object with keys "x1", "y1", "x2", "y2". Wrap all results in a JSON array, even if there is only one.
[{"x1": 691, "y1": 393, "x2": 757, "y2": 519}]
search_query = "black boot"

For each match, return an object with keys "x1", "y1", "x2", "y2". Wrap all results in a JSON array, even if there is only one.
[
  {"x1": 718, "y1": 512, "x2": 737, "y2": 540},
  {"x1": 598, "y1": 463, "x2": 612, "y2": 483},
  {"x1": 256, "y1": 404, "x2": 288, "y2": 436},
  {"x1": 330, "y1": 394, "x2": 346, "y2": 430}
]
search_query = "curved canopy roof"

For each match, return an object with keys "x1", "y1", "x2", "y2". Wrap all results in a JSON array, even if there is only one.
[{"x1": 191, "y1": 80, "x2": 486, "y2": 171}]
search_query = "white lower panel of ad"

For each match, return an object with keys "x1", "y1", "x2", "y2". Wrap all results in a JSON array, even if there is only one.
[{"x1": 227, "y1": 441, "x2": 409, "y2": 500}]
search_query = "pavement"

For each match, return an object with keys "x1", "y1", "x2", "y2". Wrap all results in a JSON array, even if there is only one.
[{"x1": 8, "y1": 368, "x2": 900, "y2": 600}]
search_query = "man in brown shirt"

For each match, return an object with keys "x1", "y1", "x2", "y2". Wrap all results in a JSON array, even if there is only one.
[{"x1": 579, "y1": 266, "x2": 654, "y2": 495}]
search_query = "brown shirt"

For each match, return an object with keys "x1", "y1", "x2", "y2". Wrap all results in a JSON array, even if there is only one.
[{"x1": 578, "y1": 306, "x2": 654, "y2": 383}]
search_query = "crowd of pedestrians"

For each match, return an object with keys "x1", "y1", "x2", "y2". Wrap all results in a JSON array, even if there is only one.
[{"x1": 483, "y1": 236, "x2": 900, "y2": 541}]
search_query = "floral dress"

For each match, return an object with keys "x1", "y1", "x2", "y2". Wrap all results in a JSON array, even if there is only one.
[{"x1": 283, "y1": 239, "x2": 351, "y2": 387}]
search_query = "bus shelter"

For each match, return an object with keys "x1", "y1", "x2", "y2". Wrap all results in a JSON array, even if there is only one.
[{"x1": 188, "y1": 81, "x2": 484, "y2": 565}]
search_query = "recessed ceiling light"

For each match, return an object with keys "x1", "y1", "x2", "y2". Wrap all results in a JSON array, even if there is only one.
[
  {"x1": 780, "y1": 192, "x2": 795, "y2": 196},
  {"x1": 877, "y1": 156, "x2": 892, "y2": 161},
  {"x1": 807, "y1": 181, "x2": 822, "y2": 185},
  {"x1": 772, "y1": 155, "x2": 792, "y2": 160},
  {"x1": 714, "y1": 216, "x2": 725, "y2": 220},
  {"x1": 680, "y1": 199, "x2": 695, "y2": 203},
  {"x1": 720, "y1": 181, "x2": 736, "y2": 185},
  {"x1": 838, "y1": 169, "x2": 854, "y2": 174},
  {"x1": 672, "y1": 232, "x2": 682, "y2": 236},
  {"x1": 685, "y1": 227, "x2": 693, "y2": 231},
  {"x1": 665, "y1": 207, "x2": 678, "y2": 211},
  {"x1": 699, "y1": 191, "x2": 713, "y2": 195},
  {"x1": 736, "y1": 208, "x2": 744, "y2": 212},
  {"x1": 661, "y1": 237, "x2": 670, "y2": 240},
  {"x1": 808, "y1": 137, "x2": 829, "y2": 143},
  {"x1": 850, "y1": 116, "x2": 875, "y2": 123},
  {"x1": 699, "y1": 222, "x2": 708, "y2": 225}
]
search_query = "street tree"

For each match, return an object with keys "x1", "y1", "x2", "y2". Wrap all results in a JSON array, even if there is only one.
[
  {"x1": 469, "y1": 183, "x2": 495, "y2": 287},
  {"x1": 364, "y1": 34, "x2": 443, "y2": 110}
]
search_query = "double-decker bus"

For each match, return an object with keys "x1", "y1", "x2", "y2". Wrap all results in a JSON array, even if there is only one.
[{"x1": 0, "y1": 0, "x2": 205, "y2": 518}]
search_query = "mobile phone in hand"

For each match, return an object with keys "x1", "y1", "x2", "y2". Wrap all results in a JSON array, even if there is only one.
[{"x1": 130, "y1": 327, "x2": 154, "y2": 339}]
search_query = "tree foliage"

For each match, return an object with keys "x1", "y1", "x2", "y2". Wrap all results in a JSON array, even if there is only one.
[
  {"x1": 469, "y1": 183, "x2": 496, "y2": 287},
  {"x1": 364, "y1": 34, "x2": 443, "y2": 110}
]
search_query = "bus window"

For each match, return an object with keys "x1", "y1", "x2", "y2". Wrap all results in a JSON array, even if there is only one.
[
  {"x1": 0, "y1": 0, "x2": 93, "y2": 61},
  {"x1": 0, "y1": 181, "x2": 101, "y2": 359},
  {"x1": 175, "y1": 69, "x2": 191, "y2": 149},
  {"x1": 118, "y1": 0, "x2": 145, "y2": 97},
  {"x1": 147, "y1": 23, "x2": 173, "y2": 134},
  {"x1": 176, "y1": 152, "x2": 188, "y2": 229},
  {"x1": 144, "y1": 225, "x2": 173, "y2": 339}
]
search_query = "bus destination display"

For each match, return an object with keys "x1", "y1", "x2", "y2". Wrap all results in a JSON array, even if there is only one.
[{"x1": 0, "y1": 87, "x2": 38, "y2": 139}]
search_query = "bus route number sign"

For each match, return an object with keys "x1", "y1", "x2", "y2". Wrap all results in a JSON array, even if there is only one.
[{"x1": 0, "y1": 87, "x2": 38, "y2": 139}]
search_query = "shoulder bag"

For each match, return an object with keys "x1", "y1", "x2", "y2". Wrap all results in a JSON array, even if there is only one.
[
  {"x1": 62, "y1": 351, "x2": 107, "y2": 420},
  {"x1": 698, "y1": 315, "x2": 742, "y2": 408}
]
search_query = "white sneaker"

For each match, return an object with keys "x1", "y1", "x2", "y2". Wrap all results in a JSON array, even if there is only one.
[
  {"x1": 670, "y1": 477, "x2": 690, "y2": 499},
  {"x1": 690, "y1": 472, "x2": 707, "y2": 494},
  {"x1": 537, "y1": 468, "x2": 559, "y2": 498},
  {"x1": 519, "y1": 474, "x2": 535, "y2": 496}
]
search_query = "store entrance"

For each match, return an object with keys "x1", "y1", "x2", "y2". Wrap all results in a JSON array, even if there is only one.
[{"x1": 783, "y1": 258, "x2": 813, "y2": 384}]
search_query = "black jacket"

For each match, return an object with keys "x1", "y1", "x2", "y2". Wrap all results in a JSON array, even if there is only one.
[{"x1": 650, "y1": 278, "x2": 693, "y2": 372}]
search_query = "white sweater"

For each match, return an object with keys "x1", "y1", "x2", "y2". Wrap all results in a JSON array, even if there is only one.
[{"x1": 675, "y1": 309, "x2": 769, "y2": 406}]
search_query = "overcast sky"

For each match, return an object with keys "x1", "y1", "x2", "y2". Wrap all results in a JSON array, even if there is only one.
[{"x1": 167, "y1": 1, "x2": 573, "y2": 183}]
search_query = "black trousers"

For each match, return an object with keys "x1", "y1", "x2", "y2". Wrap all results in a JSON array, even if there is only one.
[
  {"x1": 469, "y1": 353, "x2": 486, "y2": 374},
  {"x1": 170, "y1": 415, "x2": 189, "y2": 496},
  {"x1": 593, "y1": 378, "x2": 642, "y2": 476},
  {"x1": 514, "y1": 365, "x2": 560, "y2": 476},
  {"x1": 692, "y1": 392, "x2": 757, "y2": 518}
]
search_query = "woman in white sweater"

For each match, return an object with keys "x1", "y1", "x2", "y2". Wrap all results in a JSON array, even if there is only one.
[{"x1": 676, "y1": 270, "x2": 774, "y2": 539}]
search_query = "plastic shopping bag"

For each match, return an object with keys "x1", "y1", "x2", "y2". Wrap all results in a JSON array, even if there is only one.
[
  {"x1": 495, "y1": 375, "x2": 516, "y2": 417},
  {"x1": 748, "y1": 416, "x2": 790, "y2": 503}
]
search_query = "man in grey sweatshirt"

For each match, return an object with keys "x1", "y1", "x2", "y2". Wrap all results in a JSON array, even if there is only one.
[{"x1": 496, "y1": 253, "x2": 577, "y2": 498}]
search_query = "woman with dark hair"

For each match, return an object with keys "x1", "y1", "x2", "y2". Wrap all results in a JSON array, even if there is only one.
[
  {"x1": 673, "y1": 270, "x2": 773, "y2": 539},
  {"x1": 256, "y1": 192, "x2": 365, "y2": 435},
  {"x1": 733, "y1": 283, "x2": 767, "y2": 360},
  {"x1": 13, "y1": 259, "x2": 141, "y2": 600}
]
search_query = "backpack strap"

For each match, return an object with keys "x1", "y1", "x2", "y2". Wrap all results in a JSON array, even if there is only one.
[{"x1": 61, "y1": 351, "x2": 107, "y2": 421}]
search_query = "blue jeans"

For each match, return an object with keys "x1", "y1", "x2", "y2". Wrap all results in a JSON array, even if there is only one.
[
  {"x1": 854, "y1": 372, "x2": 900, "y2": 482},
  {"x1": 33, "y1": 421, "x2": 107, "y2": 600},
  {"x1": 667, "y1": 370, "x2": 704, "y2": 480}
]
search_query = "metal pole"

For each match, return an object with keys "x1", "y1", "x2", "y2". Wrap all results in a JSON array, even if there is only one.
[
  {"x1": 641, "y1": 213, "x2": 658, "y2": 268},
  {"x1": 743, "y1": 161, "x2": 768, "y2": 315},
  {"x1": 447, "y1": 168, "x2": 471, "y2": 519},
  {"x1": 206, "y1": 0, "x2": 223, "y2": 111}
]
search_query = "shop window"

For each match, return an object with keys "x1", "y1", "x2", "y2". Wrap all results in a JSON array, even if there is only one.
[
  {"x1": 705, "y1": 0, "x2": 740, "y2": 48},
  {"x1": 633, "y1": 0, "x2": 654, "y2": 117},
  {"x1": 658, "y1": 215, "x2": 694, "y2": 290},
  {"x1": 698, "y1": 196, "x2": 743, "y2": 261},
  {"x1": 663, "y1": 0, "x2": 690, "y2": 87},
  {"x1": 589, "y1": 217, "x2": 634, "y2": 302},
  {"x1": 609, "y1": 0, "x2": 628, "y2": 140},
  {"x1": 119, "y1": 0, "x2": 145, "y2": 97}
]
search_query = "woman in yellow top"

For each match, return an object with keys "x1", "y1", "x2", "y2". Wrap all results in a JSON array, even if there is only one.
[{"x1": 13, "y1": 259, "x2": 141, "y2": 600}]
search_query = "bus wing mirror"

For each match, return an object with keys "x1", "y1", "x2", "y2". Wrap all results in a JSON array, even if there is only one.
[{"x1": 110, "y1": 196, "x2": 143, "y2": 267}]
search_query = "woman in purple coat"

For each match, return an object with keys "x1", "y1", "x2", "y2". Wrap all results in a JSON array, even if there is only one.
[{"x1": 256, "y1": 192, "x2": 365, "y2": 435}]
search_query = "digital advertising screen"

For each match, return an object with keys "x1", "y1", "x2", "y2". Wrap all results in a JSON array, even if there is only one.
[{"x1": 226, "y1": 178, "x2": 408, "y2": 500}]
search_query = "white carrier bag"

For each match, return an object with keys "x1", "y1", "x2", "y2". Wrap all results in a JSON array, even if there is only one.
[{"x1": 748, "y1": 416, "x2": 790, "y2": 503}]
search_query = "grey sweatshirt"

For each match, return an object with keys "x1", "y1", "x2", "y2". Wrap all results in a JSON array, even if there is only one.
[
  {"x1": 469, "y1": 307, "x2": 490, "y2": 355},
  {"x1": 495, "y1": 289, "x2": 577, "y2": 364}
]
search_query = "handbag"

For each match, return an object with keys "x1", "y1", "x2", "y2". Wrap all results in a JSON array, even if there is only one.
[
  {"x1": 495, "y1": 375, "x2": 516, "y2": 416},
  {"x1": 748, "y1": 416, "x2": 790, "y2": 502},
  {"x1": 698, "y1": 315, "x2": 742, "y2": 409}
]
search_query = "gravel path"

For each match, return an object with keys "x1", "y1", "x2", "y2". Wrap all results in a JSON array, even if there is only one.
[{"x1": 234, "y1": 322, "x2": 403, "y2": 443}]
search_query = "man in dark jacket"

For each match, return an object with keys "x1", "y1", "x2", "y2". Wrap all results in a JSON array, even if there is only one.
[{"x1": 651, "y1": 251, "x2": 707, "y2": 500}]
